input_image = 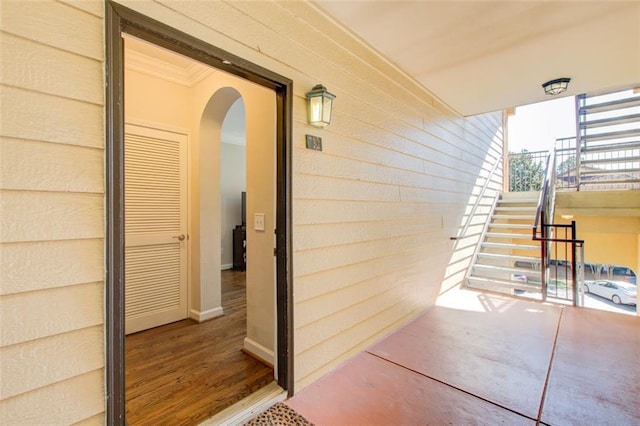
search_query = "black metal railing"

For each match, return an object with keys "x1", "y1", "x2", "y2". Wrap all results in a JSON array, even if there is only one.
[
  {"x1": 532, "y1": 146, "x2": 584, "y2": 305},
  {"x1": 532, "y1": 217, "x2": 584, "y2": 305},
  {"x1": 508, "y1": 150, "x2": 547, "y2": 192}
]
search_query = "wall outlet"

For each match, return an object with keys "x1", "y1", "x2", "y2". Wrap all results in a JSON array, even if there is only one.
[{"x1": 254, "y1": 213, "x2": 265, "y2": 231}]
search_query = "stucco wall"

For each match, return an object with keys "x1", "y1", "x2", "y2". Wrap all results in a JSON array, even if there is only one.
[
  {"x1": 555, "y1": 215, "x2": 640, "y2": 276},
  {"x1": 0, "y1": 0, "x2": 503, "y2": 423}
]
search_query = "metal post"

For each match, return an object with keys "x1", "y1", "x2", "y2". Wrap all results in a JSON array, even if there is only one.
[
  {"x1": 541, "y1": 213, "x2": 547, "y2": 302},
  {"x1": 571, "y1": 220, "x2": 578, "y2": 306},
  {"x1": 575, "y1": 94, "x2": 585, "y2": 191},
  {"x1": 578, "y1": 242, "x2": 585, "y2": 307}
]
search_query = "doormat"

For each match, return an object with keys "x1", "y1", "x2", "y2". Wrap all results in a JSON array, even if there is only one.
[{"x1": 244, "y1": 402, "x2": 314, "y2": 426}]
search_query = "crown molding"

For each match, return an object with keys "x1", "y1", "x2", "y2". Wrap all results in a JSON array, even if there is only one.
[{"x1": 125, "y1": 49, "x2": 214, "y2": 87}]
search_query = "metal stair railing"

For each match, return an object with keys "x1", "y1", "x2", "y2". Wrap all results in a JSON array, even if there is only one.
[
  {"x1": 532, "y1": 147, "x2": 557, "y2": 301},
  {"x1": 532, "y1": 145, "x2": 586, "y2": 305},
  {"x1": 451, "y1": 154, "x2": 502, "y2": 241},
  {"x1": 573, "y1": 91, "x2": 640, "y2": 191},
  {"x1": 463, "y1": 193, "x2": 501, "y2": 288}
]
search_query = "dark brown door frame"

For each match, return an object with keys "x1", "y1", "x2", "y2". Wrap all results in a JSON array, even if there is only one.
[{"x1": 105, "y1": 2, "x2": 294, "y2": 424}]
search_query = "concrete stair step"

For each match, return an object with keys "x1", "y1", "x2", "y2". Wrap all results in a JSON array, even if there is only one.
[
  {"x1": 481, "y1": 242, "x2": 539, "y2": 251},
  {"x1": 476, "y1": 252, "x2": 540, "y2": 262},
  {"x1": 495, "y1": 206, "x2": 537, "y2": 212},
  {"x1": 491, "y1": 214, "x2": 536, "y2": 220},
  {"x1": 467, "y1": 276, "x2": 543, "y2": 292},
  {"x1": 498, "y1": 197, "x2": 538, "y2": 203},
  {"x1": 488, "y1": 223, "x2": 533, "y2": 230},
  {"x1": 499, "y1": 191, "x2": 540, "y2": 200},
  {"x1": 485, "y1": 232, "x2": 533, "y2": 240},
  {"x1": 472, "y1": 264, "x2": 539, "y2": 276}
]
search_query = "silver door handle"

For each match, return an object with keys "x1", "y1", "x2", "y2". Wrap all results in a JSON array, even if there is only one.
[{"x1": 173, "y1": 234, "x2": 186, "y2": 241}]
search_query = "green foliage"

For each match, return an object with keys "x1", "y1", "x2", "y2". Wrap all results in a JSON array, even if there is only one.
[
  {"x1": 556, "y1": 155, "x2": 576, "y2": 175},
  {"x1": 509, "y1": 150, "x2": 544, "y2": 192}
]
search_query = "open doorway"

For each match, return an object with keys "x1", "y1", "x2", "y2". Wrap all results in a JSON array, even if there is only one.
[
  {"x1": 122, "y1": 36, "x2": 278, "y2": 423},
  {"x1": 106, "y1": 2, "x2": 293, "y2": 424}
]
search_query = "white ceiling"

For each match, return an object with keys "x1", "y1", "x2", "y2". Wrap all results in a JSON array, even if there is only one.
[{"x1": 313, "y1": 1, "x2": 640, "y2": 117}]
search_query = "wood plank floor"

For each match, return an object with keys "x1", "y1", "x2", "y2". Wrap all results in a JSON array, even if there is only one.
[{"x1": 125, "y1": 270, "x2": 274, "y2": 426}]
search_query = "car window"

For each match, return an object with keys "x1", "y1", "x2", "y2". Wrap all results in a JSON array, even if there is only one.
[{"x1": 612, "y1": 267, "x2": 631, "y2": 276}]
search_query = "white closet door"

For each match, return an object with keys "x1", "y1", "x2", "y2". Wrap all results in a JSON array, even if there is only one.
[{"x1": 124, "y1": 123, "x2": 188, "y2": 334}]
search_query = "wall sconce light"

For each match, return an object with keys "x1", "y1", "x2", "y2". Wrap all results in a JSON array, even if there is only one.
[
  {"x1": 542, "y1": 78, "x2": 571, "y2": 95},
  {"x1": 306, "y1": 84, "x2": 335, "y2": 128}
]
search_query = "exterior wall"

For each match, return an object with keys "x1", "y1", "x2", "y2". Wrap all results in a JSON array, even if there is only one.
[
  {"x1": 0, "y1": 0, "x2": 106, "y2": 424},
  {"x1": 0, "y1": 0, "x2": 503, "y2": 423},
  {"x1": 112, "y1": 0, "x2": 502, "y2": 389},
  {"x1": 555, "y1": 215, "x2": 640, "y2": 275}
]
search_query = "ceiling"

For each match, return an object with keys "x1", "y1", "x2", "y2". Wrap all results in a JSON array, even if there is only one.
[{"x1": 313, "y1": 1, "x2": 640, "y2": 117}]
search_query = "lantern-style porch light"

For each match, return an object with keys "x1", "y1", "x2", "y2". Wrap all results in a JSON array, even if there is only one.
[{"x1": 306, "y1": 84, "x2": 336, "y2": 128}]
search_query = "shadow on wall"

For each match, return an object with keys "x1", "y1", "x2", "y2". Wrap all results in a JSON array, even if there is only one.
[{"x1": 442, "y1": 113, "x2": 505, "y2": 294}]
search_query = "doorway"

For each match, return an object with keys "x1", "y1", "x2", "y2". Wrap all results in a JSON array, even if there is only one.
[{"x1": 106, "y1": 2, "x2": 293, "y2": 424}]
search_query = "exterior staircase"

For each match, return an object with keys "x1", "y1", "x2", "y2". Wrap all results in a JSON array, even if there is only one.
[{"x1": 466, "y1": 191, "x2": 542, "y2": 294}]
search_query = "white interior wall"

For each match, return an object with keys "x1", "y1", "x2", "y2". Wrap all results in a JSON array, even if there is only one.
[
  {"x1": 220, "y1": 142, "x2": 246, "y2": 269},
  {"x1": 192, "y1": 74, "x2": 276, "y2": 360}
]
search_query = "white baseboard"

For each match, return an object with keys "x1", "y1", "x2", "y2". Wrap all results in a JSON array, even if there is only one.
[
  {"x1": 243, "y1": 337, "x2": 274, "y2": 366},
  {"x1": 190, "y1": 307, "x2": 224, "y2": 323},
  {"x1": 221, "y1": 263, "x2": 233, "y2": 270}
]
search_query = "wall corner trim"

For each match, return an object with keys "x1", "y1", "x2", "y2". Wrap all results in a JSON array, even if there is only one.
[
  {"x1": 243, "y1": 337, "x2": 275, "y2": 366},
  {"x1": 190, "y1": 307, "x2": 224, "y2": 322}
]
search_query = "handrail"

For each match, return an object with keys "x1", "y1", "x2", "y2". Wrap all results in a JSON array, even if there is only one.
[
  {"x1": 532, "y1": 147, "x2": 557, "y2": 302},
  {"x1": 532, "y1": 221, "x2": 585, "y2": 306},
  {"x1": 533, "y1": 147, "x2": 557, "y2": 238},
  {"x1": 451, "y1": 154, "x2": 502, "y2": 240}
]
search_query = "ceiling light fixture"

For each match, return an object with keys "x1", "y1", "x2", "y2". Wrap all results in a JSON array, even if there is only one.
[{"x1": 542, "y1": 78, "x2": 571, "y2": 95}]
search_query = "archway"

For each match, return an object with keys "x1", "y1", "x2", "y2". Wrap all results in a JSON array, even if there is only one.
[{"x1": 191, "y1": 87, "x2": 243, "y2": 320}]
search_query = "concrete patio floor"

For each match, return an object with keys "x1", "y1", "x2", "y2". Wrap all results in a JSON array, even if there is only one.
[{"x1": 286, "y1": 288, "x2": 639, "y2": 425}]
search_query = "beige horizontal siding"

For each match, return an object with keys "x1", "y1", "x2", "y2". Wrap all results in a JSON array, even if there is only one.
[
  {"x1": 0, "y1": 191, "x2": 104, "y2": 243},
  {"x1": 0, "y1": 368, "x2": 104, "y2": 425},
  {"x1": 0, "y1": 138, "x2": 103, "y2": 193},
  {"x1": 0, "y1": 326, "x2": 104, "y2": 400},
  {"x1": 0, "y1": 0, "x2": 105, "y2": 423},
  {"x1": 0, "y1": 0, "x2": 103, "y2": 60},
  {"x1": 0, "y1": 282, "x2": 103, "y2": 347},
  {"x1": 115, "y1": 0, "x2": 505, "y2": 390},
  {"x1": 58, "y1": 0, "x2": 104, "y2": 18},
  {"x1": 0, "y1": 86, "x2": 103, "y2": 148},
  {"x1": 0, "y1": 239, "x2": 104, "y2": 296},
  {"x1": 0, "y1": 32, "x2": 103, "y2": 105},
  {"x1": 73, "y1": 412, "x2": 105, "y2": 426}
]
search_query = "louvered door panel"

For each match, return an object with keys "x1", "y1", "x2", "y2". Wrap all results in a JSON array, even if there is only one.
[{"x1": 124, "y1": 124, "x2": 188, "y2": 334}]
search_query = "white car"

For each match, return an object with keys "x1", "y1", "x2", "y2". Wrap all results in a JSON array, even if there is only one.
[{"x1": 583, "y1": 280, "x2": 637, "y2": 305}]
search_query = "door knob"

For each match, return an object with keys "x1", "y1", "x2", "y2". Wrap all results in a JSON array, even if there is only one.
[{"x1": 173, "y1": 234, "x2": 186, "y2": 241}]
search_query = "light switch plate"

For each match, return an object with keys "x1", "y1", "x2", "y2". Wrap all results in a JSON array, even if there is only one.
[{"x1": 254, "y1": 213, "x2": 265, "y2": 231}]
